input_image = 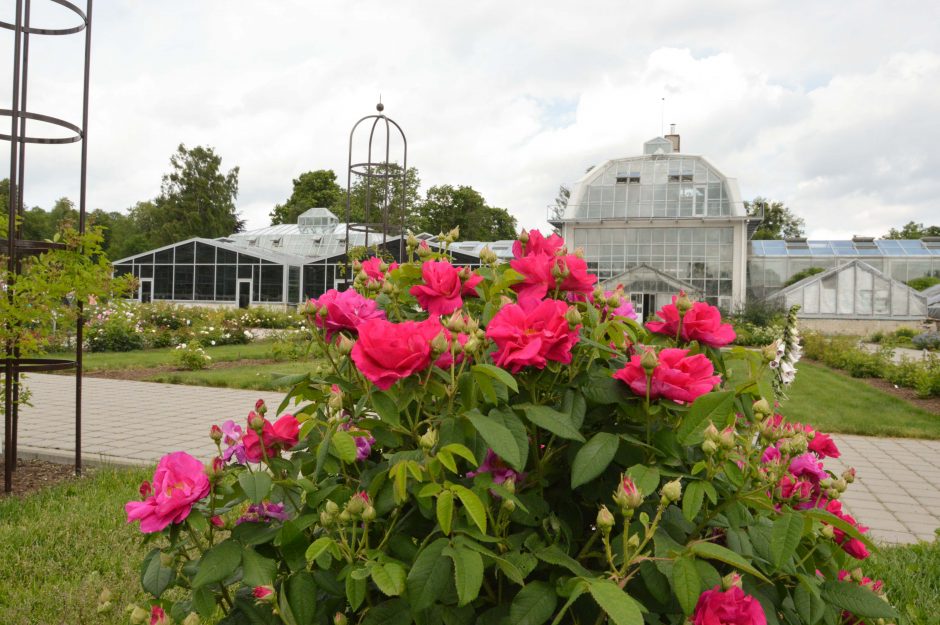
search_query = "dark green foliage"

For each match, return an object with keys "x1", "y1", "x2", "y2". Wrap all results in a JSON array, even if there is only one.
[
  {"x1": 907, "y1": 275, "x2": 940, "y2": 291},
  {"x1": 883, "y1": 221, "x2": 940, "y2": 240},
  {"x1": 745, "y1": 197, "x2": 806, "y2": 240},
  {"x1": 270, "y1": 170, "x2": 345, "y2": 225},
  {"x1": 784, "y1": 267, "x2": 825, "y2": 287},
  {"x1": 416, "y1": 184, "x2": 517, "y2": 240}
]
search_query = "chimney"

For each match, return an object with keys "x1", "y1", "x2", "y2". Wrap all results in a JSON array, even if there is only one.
[{"x1": 665, "y1": 123, "x2": 680, "y2": 152}]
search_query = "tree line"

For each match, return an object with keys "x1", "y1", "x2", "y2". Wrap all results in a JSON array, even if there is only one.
[{"x1": 5, "y1": 145, "x2": 518, "y2": 262}]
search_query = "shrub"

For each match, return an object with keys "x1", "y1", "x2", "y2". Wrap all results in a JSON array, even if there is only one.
[
  {"x1": 173, "y1": 342, "x2": 212, "y2": 370},
  {"x1": 125, "y1": 233, "x2": 896, "y2": 625},
  {"x1": 730, "y1": 298, "x2": 784, "y2": 327},
  {"x1": 783, "y1": 266, "x2": 825, "y2": 287},
  {"x1": 912, "y1": 331, "x2": 940, "y2": 350},
  {"x1": 894, "y1": 327, "x2": 918, "y2": 340},
  {"x1": 85, "y1": 304, "x2": 145, "y2": 352},
  {"x1": 907, "y1": 275, "x2": 940, "y2": 291},
  {"x1": 731, "y1": 320, "x2": 781, "y2": 346}
]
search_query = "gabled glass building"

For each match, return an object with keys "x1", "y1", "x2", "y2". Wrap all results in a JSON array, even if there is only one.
[
  {"x1": 112, "y1": 208, "x2": 480, "y2": 308},
  {"x1": 551, "y1": 135, "x2": 755, "y2": 317}
]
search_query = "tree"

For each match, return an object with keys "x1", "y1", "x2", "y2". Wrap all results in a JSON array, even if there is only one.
[
  {"x1": 416, "y1": 185, "x2": 518, "y2": 241},
  {"x1": 550, "y1": 185, "x2": 570, "y2": 221},
  {"x1": 883, "y1": 221, "x2": 940, "y2": 239},
  {"x1": 146, "y1": 144, "x2": 242, "y2": 247},
  {"x1": 269, "y1": 169, "x2": 344, "y2": 225},
  {"x1": 344, "y1": 165, "x2": 421, "y2": 232},
  {"x1": 745, "y1": 197, "x2": 805, "y2": 240}
]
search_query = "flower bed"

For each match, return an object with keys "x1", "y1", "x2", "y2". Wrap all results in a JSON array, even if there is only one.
[{"x1": 125, "y1": 231, "x2": 897, "y2": 625}]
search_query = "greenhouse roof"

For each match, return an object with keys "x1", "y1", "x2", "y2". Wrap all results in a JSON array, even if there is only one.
[{"x1": 750, "y1": 239, "x2": 940, "y2": 257}]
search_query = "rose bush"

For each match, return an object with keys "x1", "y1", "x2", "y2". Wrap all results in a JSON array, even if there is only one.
[{"x1": 126, "y1": 233, "x2": 898, "y2": 625}]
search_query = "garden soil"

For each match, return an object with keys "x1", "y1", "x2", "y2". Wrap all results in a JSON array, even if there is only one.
[{"x1": 0, "y1": 457, "x2": 81, "y2": 498}]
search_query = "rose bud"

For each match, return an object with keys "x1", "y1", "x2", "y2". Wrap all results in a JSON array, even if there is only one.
[
  {"x1": 719, "y1": 427, "x2": 736, "y2": 450},
  {"x1": 479, "y1": 246, "x2": 498, "y2": 264},
  {"x1": 721, "y1": 573, "x2": 743, "y2": 590},
  {"x1": 419, "y1": 428, "x2": 438, "y2": 451},
  {"x1": 334, "y1": 614, "x2": 349, "y2": 625},
  {"x1": 702, "y1": 439, "x2": 719, "y2": 455},
  {"x1": 675, "y1": 291, "x2": 693, "y2": 314},
  {"x1": 210, "y1": 425, "x2": 223, "y2": 442},
  {"x1": 501, "y1": 499, "x2": 516, "y2": 512},
  {"x1": 210, "y1": 515, "x2": 224, "y2": 528},
  {"x1": 661, "y1": 479, "x2": 682, "y2": 503},
  {"x1": 150, "y1": 606, "x2": 169, "y2": 625},
  {"x1": 821, "y1": 525, "x2": 835, "y2": 539},
  {"x1": 253, "y1": 585, "x2": 275, "y2": 603},
  {"x1": 430, "y1": 332, "x2": 449, "y2": 356},
  {"x1": 640, "y1": 348, "x2": 659, "y2": 373},
  {"x1": 565, "y1": 307, "x2": 582, "y2": 327},
  {"x1": 362, "y1": 505, "x2": 377, "y2": 522},
  {"x1": 596, "y1": 505, "x2": 615, "y2": 533},
  {"x1": 336, "y1": 334, "x2": 355, "y2": 355},
  {"x1": 518, "y1": 229, "x2": 529, "y2": 245},
  {"x1": 843, "y1": 468, "x2": 856, "y2": 484},
  {"x1": 752, "y1": 398, "x2": 772, "y2": 417},
  {"x1": 139, "y1": 480, "x2": 152, "y2": 499},
  {"x1": 248, "y1": 411, "x2": 264, "y2": 431},
  {"x1": 129, "y1": 606, "x2": 149, "y2": 625},
  {"x1": 704, "y1": 422, "x2": 720, "y2": 442},
  {"x1": 613, "y1": 475, "x2": 644, "y2": 512}
]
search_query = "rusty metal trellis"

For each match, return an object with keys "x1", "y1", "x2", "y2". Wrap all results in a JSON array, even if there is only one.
[
  {"x1": 344, "y1": 102, "x2": 409, "y2": 277},
  {"x1": 2, "y1": 0, "x2": 93, "y2": 492}
]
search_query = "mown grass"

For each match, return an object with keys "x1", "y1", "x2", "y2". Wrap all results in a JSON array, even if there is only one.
[
  {"x1": 50, "y1": 341, "x2": 281, "y2": 371},
  {"x1": 867, "y1": 539, "x2": 940, "y2": 625},
  {"x1": 781, "y1": 361, "x2": 940, "y2": 439},
  {"x1": 146, "y1": 360, "x2": 324, "y2": 391},
  {"x1": 0, "y1": 466, "x2": 153, "y2": 625}
]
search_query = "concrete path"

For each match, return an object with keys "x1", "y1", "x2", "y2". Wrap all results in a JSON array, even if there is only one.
[{"x1": 3, "y1": 375, "x2": 939, "y2": 545}]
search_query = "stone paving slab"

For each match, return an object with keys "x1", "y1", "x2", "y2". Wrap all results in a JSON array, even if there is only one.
[{"x1": 4, "y1": 375, "x2": 939, "y2": 545}]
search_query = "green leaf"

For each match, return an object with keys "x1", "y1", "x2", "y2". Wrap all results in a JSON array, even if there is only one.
[
  {"x1": 238, "y1": 471, "x2": 273, "y2": 504},
  {"x1": 821, "y1": 580, "x2": 898, "y2": 619},
  {"x1": 570, "y1": 432, "x2": 620, "y2": 488},
  {"x1": 192, "y1": 540, "x2": 242, "y2": 588},
  {"x1": 677, "y1": 391, "x2": 735, "y2": 445},
  {"x1": 407, "y1": 538, "x2": 452, "y2": 611},
  {"x1": 444, "y1": 546, "x2": 484, "y2": 607},
  {"x1": 371, "y1": 562, "x2": 407, "y2": 597},
  {"x1": 465, "y1": 409, "x2": 522, "y2": 470},
  {"x1": 346, "y1": 571, "x2": 367, "y2": 611},
  {"x1": 583, "y1": 370, "x2": 624, "y2": 405},
  {"x1": 141, "y1": 549, "x2": 175, "y2": 598},
  {"x1": 802, "y1": 508, "x2": 876, "y2": 551},
  {"x1": 451, "y1": 485, "x2": 487, "y2": 534},
  {"x1": 440, "y1": 443, "x2": 477, "y2": 466},
  {"x1": 372, "y1": 391, "x2": 400, "y2": 426},
  {"x1": 304, "y1": 537, "x2": 335, "y2": 564},
  {"x1": 640, "y1": 561, "x2": 670, "y2": 605},
  {"x1": 330, "y1": 430, "x2": 358, "y2": 463},
  {"x1": 362, "y1": 598, "x2": 412, "y2": 625},
  {"x1": 626, "y1": 464, "x2": 660, "y2": 498},
  {"x1": 585, "y1": 578, "x2": 643, "y2": 625},
  {"x1": 437, "y1": 490, "x2": 455, "y2": 535},
  {"x1": 489, "y1": 408, "x2": 530, "y2": 470},
  {"x1": 794, "y1": 581, "x2": 825, "y2": 625},
  {"x1": 242, "y1": 548, "x2": 277, "y2": 587},
  {"x1": 509, "y1": 581, "x2": 558, "y2": 625},
  {"x1": 191, "y1": 586, "x2": 217, "y2": 620},
  {"x1": 690, "y1": 542, "x2": 770, "y2": 583},
  {"x1": 671, "y1": 556, "x2": 701, "y2": 616},
  {"x1": 771, "y1": 512, "x2": 804, "y2": 569},
  {"x1": 520, "y1": 404, "x2": 585, "y2": 442},
  {"x1": 683, "y1": 481, "x2": 706, "y2": 522},
  {"x1": 534, "y1": 545, "x2": 592, "y2": 578},
  {"x1": 472, "y1": 363, "x2": 519, "y2": 392},
  {"x1": 286, "y1": 572, "x2": 317, "y2": 625}
]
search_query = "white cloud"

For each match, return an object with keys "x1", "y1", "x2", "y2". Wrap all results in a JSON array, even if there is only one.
[{"x1": 3, "y1": 0, "x2": 939, "y2": 241}]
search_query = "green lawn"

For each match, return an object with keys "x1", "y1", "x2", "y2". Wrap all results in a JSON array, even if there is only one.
[
  {"x1": 50, "y1": 341, "x2": 281, "y2": 371},
  {"x1": 782, "y1": 361, "x2": 940, "y2": 439},
  {"x1": 146, "y1": 360, "x2": 325, "y2": 391},
  {"x1": 0, "y1": 466, "x2": 153, "y2": 625},
  {"x1": 867, "y1": 540, "x2": 940, "y2": 625}
]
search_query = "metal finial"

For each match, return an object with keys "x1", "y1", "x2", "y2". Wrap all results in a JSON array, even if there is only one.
[{"x1": 376, "y1": 102, "x2": 384, "y2": 112}]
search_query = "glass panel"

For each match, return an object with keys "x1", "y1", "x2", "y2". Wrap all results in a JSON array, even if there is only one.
[
  {"x1": 175, "y1": 242, "x2": 195, "y2": 263},
  {"x1": 174, "y1": 265, "x2": 194, "y2": 300},
  {"x1": 288, "y1": 266, "x2": 300, "y2": 305},
  {"x1": 216, "y1": 266, "x2": 236, "y2": 301},
  {"x1": 139, "y1": 264, "x2": 153, "y2": 278},
  {"x1": 154, "y1": 266, "x2": 173, "y2": 299},
  {"x1": 113, "y1": 264, "x2": 132, "y2": 277},
  {"x1": 196, "y1": 242, "x2": 216, "y2": 264},
  {"x1": 217, "y1": 247, "x2": 237, "y2": 264},
  {"x1": 195, "y1": 266, "x2": 215, "y2": 300}
]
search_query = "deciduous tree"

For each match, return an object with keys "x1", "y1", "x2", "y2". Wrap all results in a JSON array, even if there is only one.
[
  {"x1": 269, "y1": 169, "x2": 344, "y2": 225},
  {"x1": 745, "y1": 197, "x2": 805, "y2": 240}
]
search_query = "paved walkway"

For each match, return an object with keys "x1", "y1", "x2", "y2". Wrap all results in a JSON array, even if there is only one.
[{"x1": 3, "y1": 375, "x2": 939, "y2": 544}]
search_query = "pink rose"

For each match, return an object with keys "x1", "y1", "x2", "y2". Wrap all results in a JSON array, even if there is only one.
[
  {"x1": 253, "y1": 585, "x2": 275, "y2": 603},
  {"x1": 434, "y1": 332, "x2": 470, "y2": 369},
  {"x1": 309, "y1": 289, "x2": 386, "y2": 341},
  {"x1": 409, "y1": 260, "x2": 482, "y2": 316},
  {"x1": 243, "y1": 414, "x2": 300, "y2": 463},
  {"x1": 788, "y1": 453, "x2": 827, "y2": 483},
  {"x1": 150, "y1": 605, "x2": 169, "y2": 625},
  {"x1": 351, "y1": 317, "x2": 442, "y2": 390},
  {"x1": 825, "y1": 500, "x2": 870, "y2": 560},
  {"x1": 693, "y1": 585, "x2": 767, "y2": 625},
  {"x1": 613, "y1": 347, "x2": 721, "y2": 404},
  {"x1": 512, "y1": 229, "x2": 565, "y2": 258},
  {"x1": 485, "y1": 298, "x2": 580, "y2": 373},
  {"x1": 808, "y1": 432, "x2": 840, "y2": 459},
  {"x1": 360, "y1": 257, "x2": 398, "y2": 283},
  {"x1": 510, "y1": 253, "x2": 597, "y2": 304},
  {"x1": 125, "y1": 452, "x2": 210, "y2": 533},
  {"x1": 646, "y1": 298, "x2": 736, "y2": 347},
  {"x1": 467, "y1": 449, "x2": 524, "y2": 486}
]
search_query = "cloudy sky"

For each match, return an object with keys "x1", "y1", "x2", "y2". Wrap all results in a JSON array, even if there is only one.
[{"x1": 5, "y1": 0, "x2": 940, "y2": 239}]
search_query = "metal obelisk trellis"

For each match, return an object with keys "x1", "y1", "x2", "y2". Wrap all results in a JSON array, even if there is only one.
[
  {"x1": 1, "y1": 0, "x2": 93, "y2": 492},
  {"x1": 344, "y1": 102, "x2": 408, "y2": 278}
]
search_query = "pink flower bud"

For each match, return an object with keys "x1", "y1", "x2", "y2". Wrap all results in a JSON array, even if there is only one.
[
  {"x1": 613, "y1": 475, "x2": 644, "y2": 511},
  {"x1": 210, "y1": 515, "x2": 224, "y2": 528},
  {"x1": 253, "y1": 585, "x2": 275, "y2": 603},
  {"x1": 150, "y1": 605, "x2": 169, "y2": 625},
  {"x1": 210, "y1": 424, "x2": 223, "y2": 442},
  {"x1": 255, "y1": 399, "x2": 267, "y2": 415},
  {"x1": 139, "y1": 480, "x2": 152, "y2": 499},
  {"x1": 248, "y1": 411, "x2": 264, "y2": 431},
  {"x1": 334, "y1": 614, "x2": 348, "y2": 625},
  {"x1": 675, "y1": 290, "x2": 693, "y2": 314}
]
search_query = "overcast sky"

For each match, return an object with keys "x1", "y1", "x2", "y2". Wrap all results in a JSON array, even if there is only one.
[{"x1": 4, "y1": 0, "x2": 939, "y2": 239}]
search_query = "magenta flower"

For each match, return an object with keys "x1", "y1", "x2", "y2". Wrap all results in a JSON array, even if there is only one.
[
  {"x1": 221, "y1": 419, "x2": 246, "y2": 464},
  {"x1": 467, "y1": 449, "x2": 524, "y2": 486},
  {"x1": 341, "y1": 421, "x2": 376, "y2": 461},
  {"x1": 237, "y1": 501, "x2": 291, "y2": 525},
  {"x1": 309, "y1": 289, "x2": 386, "y2": 341},
  {"x1": 125, "y1": 451, "x2": 210, "y2": 533}
]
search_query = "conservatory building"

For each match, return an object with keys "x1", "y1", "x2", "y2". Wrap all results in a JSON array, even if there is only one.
[
  {"x1": 550, "y1": 135, "x2": 754, "y2": 317},
  {"x1": 112, "y1": 208, "x2": 480, "y2": 309}
]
